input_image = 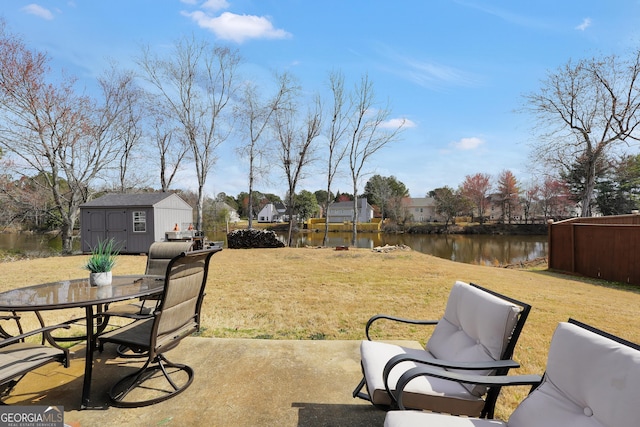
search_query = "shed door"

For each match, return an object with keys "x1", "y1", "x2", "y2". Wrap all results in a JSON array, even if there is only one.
[
  {"x1": 105, "y1": 210, "x2": 128, "y2": 252},
  {"x1": 82, "y1": 209, "x2": 128, "y2": 252},
  {"x1": 82, "y1": 209, "x2": 106, "y2": 252}
]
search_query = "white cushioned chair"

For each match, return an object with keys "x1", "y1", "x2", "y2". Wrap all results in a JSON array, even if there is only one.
[
  {"x1": 385, "y1": 318, "x2": 640, "y2": 427},
  {"x1": 353, "y1": 281, "x2": 531, "y2": 418}
]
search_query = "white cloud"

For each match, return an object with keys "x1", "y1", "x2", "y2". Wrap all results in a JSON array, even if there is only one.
[
  {"x1": 403, "y1": 58, "x2": 479, "y2": 89},
  {"x1": 575, "y1": 18, "x2": 592, "y2": 31},
  {"x1": 454, "y1": 1, "x2": 549, "y2": 30},
  {"x1": 202, "y1": 0, "x2": 230, "y2": 11},
  {"x1": 182, "y1": 11, "x2": 291, "y2": 43},
  {"x1": 451, "y1": 137, "x2": 484, "y2": 150},
  {"x1": 381, "y1": 118, "x2": 416, "y2": 129},
  {"x1": 22, "y1": 4, "x2": 54, "y2": 20},
  {"x1": 377, "y1": 45, "x2": 480, "y2": 90}
]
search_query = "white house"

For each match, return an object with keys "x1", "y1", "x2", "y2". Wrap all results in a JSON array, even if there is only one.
[
  {"x1": 402, "y1": 197, "x2": 443, "y2": 223},
  {"x1": 212, "y1": 201, "x2": 240, "y2": 223},
  {"x1": 257, "y1": 203, "x2": 286, "y2": 223},
  {"x1": 326, "y1": 198, "x2": 374, "y2": 223}
]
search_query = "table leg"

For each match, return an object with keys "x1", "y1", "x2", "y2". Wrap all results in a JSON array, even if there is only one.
[{"x1": 81, "y1": 305, "x2": 94, "y2": 409}]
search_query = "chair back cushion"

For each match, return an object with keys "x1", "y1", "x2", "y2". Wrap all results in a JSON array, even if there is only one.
[
  {"x1": 427, "y1": 281, "x2": 521, "y2": 395},
  {"x1": 153, "y1": 249, "x2": 216, "y2": 354},
  {"x1": 508, "y1": 321, "x2": 640, "y2": 427},
  {"x1": 145, "y1": 241, "x2": 194, "y2": 276}
]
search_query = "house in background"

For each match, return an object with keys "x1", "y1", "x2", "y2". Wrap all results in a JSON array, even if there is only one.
[
  {"x1": 80, "y1": 193, "x2": 193, "y2": 254},
  {"x1": 257, "y1": 202, "x2": 286, "y2": 223},
  {"x1": 326, "y1": 198, "x2": 374, "y2": 223},
  {"x1": 403, "y1": 197, "x2": 443, "y2": 223},
  {"x1": 211, "y1": 201, "x2": 240, "y2": 223}
]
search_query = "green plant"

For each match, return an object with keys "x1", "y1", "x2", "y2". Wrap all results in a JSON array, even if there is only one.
[{"x1": 84, "y1": 238, "x2": 119, "y2": 273}]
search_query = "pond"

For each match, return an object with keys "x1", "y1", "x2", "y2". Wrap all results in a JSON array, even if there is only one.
[
  {"x1": 0, "y1": 232, "x2": 73, "y2": 253},
  {"x1": 212, "y1": 230, "x2": 547, "y2": 266},
  {"x1": 0, "y1": 231, "x2": 547, "y2": 266},
  {"x1": 293, "y1": 231, "x2": 544, "y2": 266}
]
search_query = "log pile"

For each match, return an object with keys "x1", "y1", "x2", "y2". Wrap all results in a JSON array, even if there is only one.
[{"x1": 227, "y1": 229, "x2": 285, "y2": 249}]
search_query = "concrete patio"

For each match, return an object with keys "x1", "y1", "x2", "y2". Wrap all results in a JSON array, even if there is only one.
[{"x1": 5, "y1": 338, "x2": 422, "y2": 426}]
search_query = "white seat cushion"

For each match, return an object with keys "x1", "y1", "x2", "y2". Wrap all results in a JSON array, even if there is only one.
[
  {"x1": 508, "y1": 322, "x2": 640, "y2": 427},
  {"x1": 360, "y1": 340, "x2": 483, "y2": 413},
  {"x1": 384, "y1": 410, "x2": 506, "y2": 427}
]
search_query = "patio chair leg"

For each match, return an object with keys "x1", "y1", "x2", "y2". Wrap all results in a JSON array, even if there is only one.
[
  {"x1": 116, "y1": 344, "x2": 148, "y2": 359},
  {"x1": 0, "y1": 378, "x2": 20, "y2": 400},
  {"x1": 109, "y1": 354, "x2": 194, "y2": 408},
  {"x1": 158, "y1": 355, "x2": 181, "y2": 391},
  {"x1": 352, "y1": 376, "x2": 370, "y2": 400}
]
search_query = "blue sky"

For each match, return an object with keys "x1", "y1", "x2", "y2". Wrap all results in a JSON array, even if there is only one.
[{"x1": 3, "y1": 1, "x2": 640, "y2": 199}]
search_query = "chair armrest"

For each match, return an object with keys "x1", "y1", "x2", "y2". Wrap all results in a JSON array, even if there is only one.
[
  {"x1": 382, "y1": 353, "x2": 521, "y2": 397},
  {"x1": 365, "y1": 314, "x2": 438, "y2": 340},
  {"x1": 392, "y1": 365, "x2": 543, "y2": 409},
  {"x1": 0, "y1": 314, "x2": 22, "y2": 338},
  {"x1": 0, "y1": 324, "x2": 70, "y2": 348},
  {"x1": 384, "y1": 353, "x2": 520, "y2": 376}
]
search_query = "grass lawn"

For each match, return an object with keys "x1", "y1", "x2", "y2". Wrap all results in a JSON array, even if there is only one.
[{"x1": 1, "y1": 246, "x2": 639, "y2": 419}]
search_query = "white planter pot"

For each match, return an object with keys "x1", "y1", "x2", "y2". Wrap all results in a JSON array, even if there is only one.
[
  {"x1": 90, "y1": 271, "x2": 112, "y2": 287},
  {"x1": 97, "y1": 285, "x2": 112, "y2": 298}
]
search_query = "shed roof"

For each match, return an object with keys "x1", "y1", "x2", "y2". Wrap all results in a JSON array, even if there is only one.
[{"x1": 81, "y1": 192, "x2": 187, "y2": 208}]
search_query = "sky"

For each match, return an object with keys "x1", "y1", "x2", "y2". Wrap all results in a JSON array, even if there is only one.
[{"x1": 2, "y1": 0, "x2": 640, "y2": 200}]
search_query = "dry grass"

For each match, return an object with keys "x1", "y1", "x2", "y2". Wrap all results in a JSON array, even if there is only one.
[{"x1": 1, "y1": 247, "x2": 639, "y2": 420}]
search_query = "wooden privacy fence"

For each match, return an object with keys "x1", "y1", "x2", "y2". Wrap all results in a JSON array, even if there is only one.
[{"x1": 548, "y1": 213, "x2": 640, "y2": 285}]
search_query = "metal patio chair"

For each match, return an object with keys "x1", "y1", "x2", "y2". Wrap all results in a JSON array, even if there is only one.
[
  {"x1": 353, "y1": 281, "x2": 531, "y2": 418},
  {"x1": 97, "y1": 247, "x2": 220, "y2": 407},
  {"x1": 0, "y1": 316, "x2": 70, "y2": 400},
  {"x1": 103, "y1": 241, "x2": 194, "y2": 320},
  {"x1": 384, "y1": 318, "x2": 640, "y2": 427}
]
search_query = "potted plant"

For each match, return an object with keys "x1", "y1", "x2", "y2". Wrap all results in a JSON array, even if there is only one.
[{"x1": 84, "y1": 238, "x2": 119, "y2": 286}]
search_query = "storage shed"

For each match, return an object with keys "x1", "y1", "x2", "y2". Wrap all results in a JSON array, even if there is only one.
[{"x1": 80, "y1": 193, "x2": 193, "y2": 254}]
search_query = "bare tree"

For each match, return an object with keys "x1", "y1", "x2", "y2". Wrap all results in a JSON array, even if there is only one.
[
  {"x1": 539, "y1": 175, "x2": 573, "y2": 220},
  {"x1": 103, "y1": 65, "x2": 145, "y2": 192},
  {"x1": 146, "y1": 99, "x2": 189, "y2": 192},
  {"x1": 137, "y1": 36, "x2": 240, "y2": 229},
  {"x1": 0, "y1": 173, "x2": 54, "y2": 229},
  {"x1": 237, "y1": 72, "x2": 295, "y2": 229},
  {"x1": 524, "y1": 50, "x2": 640, "y2": 216},
  {"x1": 0, "y1": 27, "x2": 133, "y2": 252},
  {"x1": 347, "y1": 74, "x2": 404, "y2": 244},
  {"x1": 273, "y1": 91, "x2": 322, "y2": 246},
  {"x1": 322, "y1": 70, "x2": 350, "y2": 245},
  {"x1": 519, "y1": 182, "x2": 540, "y2": 224}
]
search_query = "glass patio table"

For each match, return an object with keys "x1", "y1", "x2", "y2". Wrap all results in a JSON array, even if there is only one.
[{"x1": 0, "y1": 275, "x2": 164, "y2": 409}]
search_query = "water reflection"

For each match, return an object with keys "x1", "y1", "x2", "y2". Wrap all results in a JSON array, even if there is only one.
[
  {"x1": 281, "y1": 232, "x2": 547, "y2": 266},
  {"x1": 0, "y1": 231, "x2": 547, "y2": 266},
  {"x1": 0, "y1": 233, "x2": 70, "y2": 252},
  {"x1": 209, "y1": 231, "x2": 547, "y2": 266}
]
